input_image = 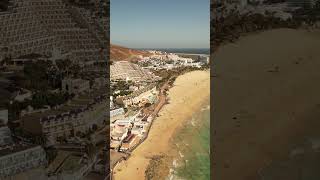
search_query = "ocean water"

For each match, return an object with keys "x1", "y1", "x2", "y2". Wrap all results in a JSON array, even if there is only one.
[{"x1": 169, "y1": 100, "x2": 210, "y2": 180}]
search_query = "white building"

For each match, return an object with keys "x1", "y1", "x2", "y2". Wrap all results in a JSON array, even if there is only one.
[
  {"x1": 62, "y1": 78, "x2": 90, "y2": 95},
  {"x1": 14, "y1": 89, "x2": 32, "y2": 102},
  {"x1": 114, "y1": 118, "x2": 132, "y2": 126},
  {"x1": 111, "y1": 125, "x2": 128, "y2": 141},
  {"x1": 110, "y1": 108, "x2": 125, "y2": 118},
  {"x1": 0, "y1": 109, "x2": 8, "y2": 125},
  {"x1": 200, "y1": 56, "x2": 210, "y2": 64},
  {"x1": 110, "y1": 61, "x2": 157, "y2": 82},
  {"x1": 0, "y1": 144, "x2": 47, "y2": 178},
  {"x1": 120, "y1": 85, "x2": 158, "y2": 108},
  {"x1": 0, "y1": 126, "x2": 12, "y2": 146},
  {"x1": 21, "y1": 91, "x2": 107, "y2": 145},
  {"x1": 110, "y1": 96, "x2": 114, "y2": 109}
]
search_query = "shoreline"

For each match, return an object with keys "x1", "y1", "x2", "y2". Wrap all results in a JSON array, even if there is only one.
[
  {"x1": 113, "y1": 70, "x2": 210, "y2": 180},
  {"x1": 168, "y1": 99, "x2": 210, "y2": 180}
]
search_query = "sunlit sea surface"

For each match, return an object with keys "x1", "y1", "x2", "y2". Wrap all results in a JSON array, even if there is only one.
[{"x1": 168, "y1": 99, "x2": 210, "y2": 180}]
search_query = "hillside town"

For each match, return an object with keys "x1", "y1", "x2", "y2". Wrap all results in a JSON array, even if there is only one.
[
  {"x1": 0, "y1": 0, "x2": 109, "y2": 179},
  {"x1": 212, "y1": 0, "x2": 320, "y2": 47},
  {"x1": 109, "y1": 49, "x2": 209, "y2": 176}
]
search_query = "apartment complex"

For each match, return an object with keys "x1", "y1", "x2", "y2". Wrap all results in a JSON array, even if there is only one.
[
  {"x1": 0, "y1": 0, "x2": 108, "y2": 64},
  {"x1": 110, "y1": 107, "x2": 125, "y2": 119},
  {"x1": 0, "y1": 126, "x2": 12, "y2": 145},
  {"x1": 0, "y1": 144, "x2": 47, "y2": 178},
  {"x1": 21, "y1": 89, "x2": 107, "y2": 145},
  {"x1": 110, "y1": 61, "x2": 157, "y2": 82},
  {"x1": 0, "y1": 94, "x2": 47, "y2": 178},
  {"x1": 116, "y1": 84, "x2": 158, "y2": 108}
]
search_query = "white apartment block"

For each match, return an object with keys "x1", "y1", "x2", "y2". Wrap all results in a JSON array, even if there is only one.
[
  {"x1": 111, "y1": 125, "x2": 128, "y2": 142},
  {"x1": 200, "y1": 56, "x2": 210, "y2": 64},
  {"x1": 14, "y1": 89, "x2": 33, "y2": 102},
  {"x1": 121, "y1": 85, "x2": 158, "y2": 108},
  {"x1": 0, "y1": 144, "x2": 47, "y2": 178},
  {"x1": 0, "y1": 109, "x2": 8, "y2": 125},
  {"x1": 0, "y1": 126, "x2": 13, "y2": 146},
  {"x1": 110, "y1": 61, "x2": 157, "y2": 82},
  {"x1": 62, "y1": 78, "x2": 90, "y2": 95},
  {"x1": 110, "y1": 108, "x2": 125, "y2": 118},
  {"x1": 21, "y1": 91, "x2": 107, "y2": 145}
]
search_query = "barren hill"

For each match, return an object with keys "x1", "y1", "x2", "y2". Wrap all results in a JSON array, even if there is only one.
[{"x1": 110, "y1": 44, "x2": 151, "y2": 61}]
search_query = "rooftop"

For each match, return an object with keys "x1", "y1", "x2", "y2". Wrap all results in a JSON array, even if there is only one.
[
  {"x1": 0, "y1": 142, "x2": 40, "y2": 157},
  {"x1": 124, "y1": 83, "x2": 157, "y2": 99},
  {"x1": 21, "y1": 87, "x2": 108, "y2": 124}
]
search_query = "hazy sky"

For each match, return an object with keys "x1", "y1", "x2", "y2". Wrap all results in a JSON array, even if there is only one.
[{"x1": 111, "y1": 0, "x2": 210, "y2": 49}]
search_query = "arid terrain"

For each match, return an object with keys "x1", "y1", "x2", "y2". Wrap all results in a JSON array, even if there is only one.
[{"x1": 110, "y1": 44, "x2": 150, "y2": 61}]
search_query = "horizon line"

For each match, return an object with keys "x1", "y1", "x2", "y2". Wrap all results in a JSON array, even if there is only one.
[{"x1": 111, "y1": 44, "x2": 209, "y2": 50}]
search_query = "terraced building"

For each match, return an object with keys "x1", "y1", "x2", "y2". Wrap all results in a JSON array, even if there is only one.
[{"x1": 0, "y1": 0, "x2": 108, "y2": 65}]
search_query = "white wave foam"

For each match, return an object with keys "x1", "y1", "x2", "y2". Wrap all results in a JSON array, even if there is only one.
[
  {"x1": 169, "y1": 168, "x2": 174, "y2": 173},
  {"x1": 201, "y1": 105, "x2": 210, "y2": 111},
  {"x1": 166, "y1": 159, "x2": 187, "y2": 180},
  {"x1": 190, "y1": 120, "x2": 196, "y2": 127},
  {"x1": 179, "y1": 151, "x2": 184, "y2": 158},
  {"x1": 173, "y1": 159, "x2": 178, "y2": 168}
]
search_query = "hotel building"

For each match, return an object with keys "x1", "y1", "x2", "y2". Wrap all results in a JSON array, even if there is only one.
[
  {"x1": 119, "y1": 85, "x2": 158, "y2": 108},
  {"x1": 0, "y1": 143, "x2": 47, "y2": 178},
  {"x1": 21, "y1": 90, "x2": 107, "y2": 145},
  {"x1": 0, "y1": 113, "x2": 46, "y2": 178}
]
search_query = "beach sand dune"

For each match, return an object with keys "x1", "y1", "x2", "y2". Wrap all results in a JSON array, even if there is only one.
[
  {"x1": 113, "y1": 70, "x2": 210, "y2": 180},
  {"x1": 212, "y1": 28, "x2": 320, "y2": 180}
]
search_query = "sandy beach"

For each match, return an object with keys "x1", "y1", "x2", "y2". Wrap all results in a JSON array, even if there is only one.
[
  {"x1": 113, "y1": 70, "x2": 210, "y2": 180},
  {"x1": 212, "y1": 28, "x2": 320, "y2": 180}
]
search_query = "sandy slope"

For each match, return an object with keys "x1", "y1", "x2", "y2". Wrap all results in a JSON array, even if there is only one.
[
  {"x1": 212, "y1": 28, "x2": 320, "y2": 180},
  {"x1": 113, "y1": 70, "x2": 210, "y2": 180}
]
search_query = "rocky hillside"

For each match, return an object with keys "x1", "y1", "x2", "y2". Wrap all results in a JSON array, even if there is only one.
[{"x1": 110, "y1": 44, "x2": 151, "y2": 61}]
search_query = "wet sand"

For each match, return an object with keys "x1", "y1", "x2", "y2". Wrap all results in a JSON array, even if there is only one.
[
  {"x1": 113, "y1": 70, "x2": 210, "y2": 180},
  {"x1": 212, "y1": 28, "x2": 320, "y2": 180}
]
